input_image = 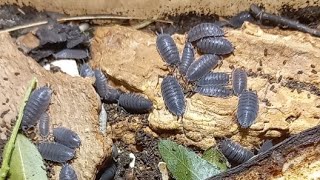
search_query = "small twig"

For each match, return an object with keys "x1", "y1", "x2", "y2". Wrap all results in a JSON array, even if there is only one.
[
  {"x1": 250, "y1": 4, "x2": 320, "y2": 37},
  {"x1": 132, "y1": 20, "x2": 153, "y2": 30},
  {"x1": 0, "y1": 15, "x2": 173, "y2": 34}
]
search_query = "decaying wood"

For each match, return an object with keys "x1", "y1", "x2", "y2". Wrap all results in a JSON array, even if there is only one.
[
  {"x1": 91, "y1": 24, "x2": 320, "y2": 151},
  {"x1": 208, "y1": 125, "x2": 320, "y2": 179}
]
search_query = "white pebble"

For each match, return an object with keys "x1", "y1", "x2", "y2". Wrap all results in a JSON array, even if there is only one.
[
  {"x1": 50, "y1": 59, "x2": 80, "y2": 77},
  {"x1": 79, "y1": 23, "x2": 90, "y2": 32},
  {"x1": 129, "y1": 153, "x2": 136, "y2": 168}
]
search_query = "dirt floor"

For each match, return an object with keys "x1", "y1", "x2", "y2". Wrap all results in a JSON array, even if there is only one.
[{"x1": 1, "y1": 4, "x2": 320, "y2": 180}]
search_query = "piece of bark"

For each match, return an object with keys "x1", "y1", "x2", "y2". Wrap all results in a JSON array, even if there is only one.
[
  {"x1": 208, "y1": 125, "x2": 320, "y2": 179},
  {"x1": 91, "y1": 24, "x2": 320, "y2": 150},
  {"x1": 0, "y1": 33, "x2": 111, "y2": 179}
]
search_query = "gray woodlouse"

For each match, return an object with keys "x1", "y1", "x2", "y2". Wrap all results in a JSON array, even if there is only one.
[
  {"x1": 94, "y1": 69, "x2": 108, "y2": 100},
  {"x1": 38, "y1": 112, "x2": 50, "y2": 138},
  {"x1": 104, "y1": 86, "x2": 122, "y2": 103},
  {"x1": 220, "y1": 139, "x2": 254, "y2": 164},
  {"x1": 195, "y1": 37, "x2": 234, "y2": 55},
  {"x1": 156, "y1": 33, "x2": 180, "y2": 67},
  {"x1": 79, "y1": 63, "x2": 95, "y2": 77},
  {"x1": 187, "y1": 23, "x2": 225, "y2": 42},
  {"x1": 60, "y1": 164, "x2": 78, "y2": 180},
  {"x1": 99, "y1": 160, "x2": 117, "y2": 180},
  {"x1": 161, "y1": 76, "x2": 185, "y2": 117},
  {"x1": 196, "y1": 72, "x2": 230, "y2": 86},
  {"x1": 195, "y1": 85, "x2": 233, "y2": 98},
  {"x1": 232, "y1": 68, "x2": 248, "y2": 96},
  {"x1": 178, "y1": 42, "x2": 195, "y2": 76},
  {"x1": 53, "y1": 49, "x2": 88, "y2": 60},
  {"x1": 118, "y1": 93, "x2": 153, "y2": 114},
  {"x1": 38, "y1": 142, "x2": 75, "y2": 163},
  {"x1": 186, "y1": 54, "x2": 220, "y2": 82},
  {"x1": 21, "y1": 86, "x2": 52, "y2": 131},
  {"x1": 228, "y1": 11, "x2": 255, "y2": 28},
  {"x1": 237, "y1": 90, "x2": 259, "y2": 128},
  {"x1": 258, "y1": 140, "x2": 273, "y2": 154},
  {"x1": 53, "y1": 127, "x2": 81, "y2": 149}
]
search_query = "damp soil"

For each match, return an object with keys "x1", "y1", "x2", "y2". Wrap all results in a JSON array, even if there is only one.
[
  {"x1": 100, "y1": 103, "x2": 163, "y2": 180},
  {"x1": 2, "y1": 3, "x2": 320, "y2": 180}
]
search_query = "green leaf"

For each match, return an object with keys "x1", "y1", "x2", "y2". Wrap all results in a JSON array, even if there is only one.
[
  {"x1": 158, "y1": 140, "x2": 222, "y2": 180},
  {"x1": 9, "y1": 134, "x2": 47, "y2": 180},
  {"x1": 0, "y1": 77, "x2": 37, "y2": 179},
  {"x1": 202, "y1": 147, "x2": 230, "y2": 172}
]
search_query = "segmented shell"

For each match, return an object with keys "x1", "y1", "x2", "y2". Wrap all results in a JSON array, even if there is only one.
[
  {"x1": 118, "y1": 93, "x2": 153, "y2": 114},
  {"x1": 22, "y1": 86, "x2": 52, "y2": 131},
  {"x1": 38, "y1": 112, "x2": 50, "y2": 138},
  {"x1": 53, "y1": 49, "x2": 88, "y2": 60},
  {"x1": 237, "y1": 90, "x2": 259, "y2": 128},
  {"x1": 196, "y1": 72, "x2": 230, "y2": 86},
  {"x1": 38, "y1": 142, "x2": 75, "y2": 163},
  {"x1": 53, "y1": 127, "x2": 81, "y2": 149},
  {"x1": 187, "y1": 23, "x2": 225, "y2": 42},
  {"x1": 161, "y1": 76, "x2": 185, "y2": 116},
  {"x1": 258, "y1": 140, "x2": 273, "y2": 154},
  {"x1": 186, "y1": 54, "x2": 220, "y2": 82},
  {"x1": 195, "y1": 85, "x2": 233, "y2": 98},
  {"x1": 178, "y1": 42, "x2": 195, "y2": 76},
  {"x1": 220, "y1": 139, "x2": 254, "y2": 164},
  {"x1": 232, "y1": 68, "x2": 248, "y2": 96},
  {"x1": 79, "y1": 63, "x2": 95, "y2": 77},
  {"x1": 228, "y1": 11, "x2": 255, "y2": 28},
  {"x1": 104, "y1": 86, "x2": 122, "y2": 103},
  {"x1": 99, "y1": 160, "x2": 117, "y2": 180},
  {"x1": 60, "y1": 164, "x2": 78, "y2": 180},
  {"x1": 195, "y1": 37, "x2": 234, "y2": 55},
  {"x1": 94, "y1": 69, "x2": 108, "y2": 99},
  {"x1": 156, "y1": 33, "x2": 180, "y2": 66}
]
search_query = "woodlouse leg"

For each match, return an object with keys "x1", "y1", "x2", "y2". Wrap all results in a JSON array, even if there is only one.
[{"x1": 155, "y1": 74, "x2": 165, "y2": 88}]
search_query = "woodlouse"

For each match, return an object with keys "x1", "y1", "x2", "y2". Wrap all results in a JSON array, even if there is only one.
[
  {"x1": 79, "y1": 63, "x2": 95, "y2": 77},
  {"x1": 38, "y1": 142, "x2": 75, "y2": 163},
  {"x1": 99, "y1": 160, "x2": 117, "y2": 180},
  {"x1": 232, "y1": 68, "x2": 248, "y2": 96},
  {"x1": 60, "y1": 164, "x2": 78, "y2": 180},
  {"x1": 156, "y1": 33, "x2": 180, "y2": 67},
  {"x1": 94, "y1": 69, "x2": 108, "y2": 100},
  {"x1": 195, "y1": 37, "x2": 234, "y2": 55},
  {"x1": 161, "y1": 76, "x2": 185, "y2": 117},
  {"x1": 178, "y1": 42, "x2": 195, "y2": 76},
  {"x1": 53, "y1": 127, "x2": 81, "y2": 149},
  {"x1": 187, "y1": 23, "x2": 225, "y2": 42},
  {"x1": 228, "y1": 11, "x2": 255, "y2": 28},
  {"x1": 196, "y1": 72, "x2": 230, "y2": 86},
  {"x1": 186, "y1": 54, "x2": 220, "y2": 82},
  {"x1": 237, "y1": 90, "x2": 259, "y2": 128},
  {"x1": 195, "y1": 85, "x2": 233, "y2": 98},
  {"x1": 104, "y1": 86, "x2": 122, "y2": 103},
  {"x1": 53, "y1": 49, "x2": 88, "y2": 60},
  {"x1": 118, "y1": 93, "x2": 153, "y2": 114},
  {"x1": 21, "y1": 86, "x2": 52, "y2": 131},
  {"x1": 220, "y1": 139, "x2": 254, "y2": 164},
  {"x1": 38, "y1": 112, "x2": 50, "y2": 138},
  {"x1": 258, "y1": 140, "x2": 273, "y2": 154}
]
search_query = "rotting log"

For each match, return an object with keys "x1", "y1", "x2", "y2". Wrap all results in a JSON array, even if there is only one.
[
  {"x1": 91, "y1": 24, "x2": 320, "y2": 150},
  {"x1": 208, "y1": 125, "x2": 320, "y2": 179}
]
